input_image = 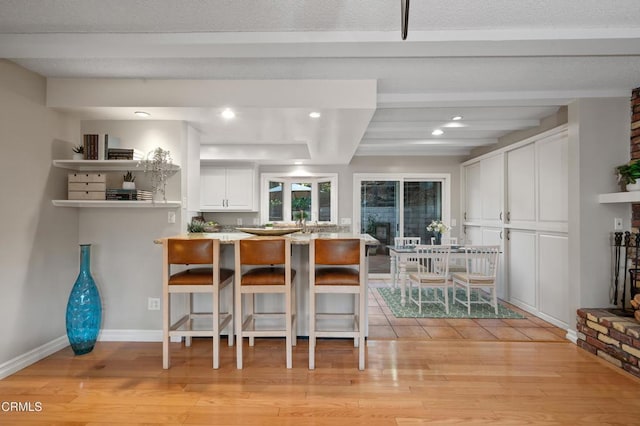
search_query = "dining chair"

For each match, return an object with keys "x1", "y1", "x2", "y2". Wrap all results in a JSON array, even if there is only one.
[
  {"x1": 392, "y1": 237, "x2": 421, "y2": 289},
  {"x1": 234, "y1": 237, "x2": 296, "y2": 369},
  {"x1": 430, "y1": 236, "x2": 458, "y2": 245},
  {"x1": 162, "y1": 238, "x2": 234, "y2": 369},
  {"x1": 408, "y1": 245, "x2": 451, "y2": 314},
  {"x1": 452, "y1": 245, "x2": 500, "y2": 314},
  {"x1": 309, "y1": 238, "x2": 367, "y2": 370}
]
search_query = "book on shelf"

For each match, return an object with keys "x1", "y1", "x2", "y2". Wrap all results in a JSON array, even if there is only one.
[
  {"x1": 106, "y1": 148, "x2": 145, "y2": 161},
  {"x1": 83, "y1": 134, "x2": 99, "y2": 160},
  {"x1": 106, "y1": 188, "x2": 153, "y2": 200}
]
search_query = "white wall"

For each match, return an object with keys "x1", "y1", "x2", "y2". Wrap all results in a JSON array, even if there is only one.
[
  {"x1": 0, "y1": 60, "x2": 80, "y2": 366},
  {"x1": 568, "y1": 98, "x2": 631, "y2": 315},
  {"x1": 78, "y1": 120, "x2": 184, "y2": 331}
]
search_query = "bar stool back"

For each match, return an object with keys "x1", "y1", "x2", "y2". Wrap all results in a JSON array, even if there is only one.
[
  {"x1": 234, "y1": 237, "x2": 296, "y2": 369},
  {"x1": 309, "y1": 238, "x2": 367, "y2": 370},
  {"x1": 162, "y1": 238, "x2": 234, "y2": 369}
]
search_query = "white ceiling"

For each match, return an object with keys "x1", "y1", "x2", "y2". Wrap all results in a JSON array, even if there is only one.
[{"x1": 1, "y1": 0, "x2": 640, "y2": 163}]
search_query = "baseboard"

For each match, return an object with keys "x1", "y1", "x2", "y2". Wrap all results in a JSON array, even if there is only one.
[
  {"x1": 98, "y1": 329, "x2": 164, "y2": 342},
  {"x1": 0, "y1": 335, "x2": 68, "y2": 380},
  {"x1": 565, "y1": 328, "x2": 578, "y2": 344},
  {"x1": 98, "y1": 329, "x2": 185, "y2": 343}
]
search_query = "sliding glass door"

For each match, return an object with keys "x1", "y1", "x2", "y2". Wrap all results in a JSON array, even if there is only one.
[{"x1": 355, "y1": 174, "x2": 450, "y2": 275}]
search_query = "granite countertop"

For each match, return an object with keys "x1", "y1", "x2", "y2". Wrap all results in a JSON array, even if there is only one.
[{"x1": 154, "y1": 232, "x2": 379, "y2": 245}]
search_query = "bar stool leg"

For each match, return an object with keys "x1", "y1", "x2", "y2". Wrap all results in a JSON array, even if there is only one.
[
  {"x1": 248, "y1": 293, "x2": 255, "y2": 347},
  {"x1": 227, "y1": 285, "x2": 234, "y2": 347},
  {"x1": 235, "y1": 283, "x2": 243, "y2": 369},
  {"x1": 162, "y1": 294, "x2": 170, "y2": 369},
  {"x1": 185, "y1": 294, "x2": 193, "y2": 347},
  {"x1": 308, "y1": 280, "x2": 316, "y2": 370}
]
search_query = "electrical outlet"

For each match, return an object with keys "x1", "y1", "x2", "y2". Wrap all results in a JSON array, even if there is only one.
[
  {"x1": 451, "y1": 218, "x2": 457, "y2": 227},
  {"x1": 147, "y1": 297, "x2": 160, "y2": 311},
  {"x1": 614, "y1": 217, "x2": 623, "y2": 231},
  {"x1": 340, "y1": 218, "x2": 352, "y2": 225},
  {"x1": 237, "y1": 218, "x2": 243, "y2": 225},
  {"x1": 252, "y1": 217, "x2": 259, "y2": 225},
  {"x1": 167, "y1": 211, "x2": 176, "y2": 224}
]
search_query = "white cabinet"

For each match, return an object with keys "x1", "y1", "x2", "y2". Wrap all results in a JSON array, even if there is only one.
[
  {"x1": 506, "y1": 229, "x2": 537, "y2": 310},
  {"x1": 461, "y1": 125, "x2": 569, "y2": 328},
  {"x1": 538, "y1": 233, "x2": 569, "y2": 324},
  {"x1": 464, "y1": 161, "x2": 482, "y2": 223},
  {"x1": 506, "y1": 143, "x2": 536, "y2": 227},
  {"x1": 463, "y1": 154, "x2": 504, "y2": 226},
  {"x1": 200, "y1": 166, "x2": 257, "y2": 211},
  {"x1": 481, "y1": 154, "x2": 504, "y2": 226},
  {"x1": 537, "y1": 134, "x2": 568, "y2": 231}
]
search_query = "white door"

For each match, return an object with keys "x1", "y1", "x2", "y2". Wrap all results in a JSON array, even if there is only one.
[
  {"x1": 538, "y1": 233, "x2": 569, "y2": 326},
  {"x1": 200, "y1": 166, "x2": 227, "y2": 209},
  {"x1": 507, "y1": 143, "x2": 536, "y2": 227},
  {"x1": 481, "y1": 154, "x2": 504, "y2": 226},
  {"x1": 225, "y1": 168, "x2": 255, "y2": 210},
  {"x1": 464, "y1": 162, "x2": 482, "y2": 223},
  {"x1": 507, "y1": 229, "x2": 537, "y2": 310},
  {"x1": 537, "y1": 134, "x2": 569, "y2": 231}
]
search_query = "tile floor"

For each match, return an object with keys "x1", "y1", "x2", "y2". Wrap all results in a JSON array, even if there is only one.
[{"x1": 368, "y1": 279, "x2": 568, "y2": 342}]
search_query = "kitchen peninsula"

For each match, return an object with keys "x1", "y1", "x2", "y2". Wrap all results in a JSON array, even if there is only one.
[{"x1": 156, "y1": 231, "x2": 379, "y2": 336}]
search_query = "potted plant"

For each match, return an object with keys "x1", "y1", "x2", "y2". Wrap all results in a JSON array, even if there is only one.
[
  {"x1": 187, "y1": 220, "x2": 205, "y2": 233},
  {"x1": 72, "y1": 145, "x2": 84, "y2": 160},
  {"x1": 616, "y1": 160, "x2": 640, "y2": 191},
  {"x1": 122, "y1": 171, "x2": 136, "y2": 190},
  {"x1": 140, "y1": 147, "x2": 173, "y2": 202}
]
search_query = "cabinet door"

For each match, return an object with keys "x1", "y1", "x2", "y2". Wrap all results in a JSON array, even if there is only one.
[
  {"x1": 463, "y1": 225, "x2": 482, "y2": 245},
  {"x1": 538, "y1": 233, "x2": 569, "y2": 326},
  {"x1": 464, "y1": 162, "x2": 482, "y2": 223},
  {"x1": 200, "y1": 167, "x2": 227, "y2": 209},
  {"x1": 225, "y1": 168, "x2": 255, "y2": 210},
  {"x1": 537, "y1": 134, "x2": 568, "y2": 231},
  {"x1": 481, "y1": 154, "x2": 504, "y2": 226},
  {"x1": 507, "y1": 143, "x2": 536, "y2": 227},
  {"x1": 481, "y1": 227, "x2": 505, "y2": 299},
  {"x1": 507, "y1": 229, "x2": 537, "y2": 310}
]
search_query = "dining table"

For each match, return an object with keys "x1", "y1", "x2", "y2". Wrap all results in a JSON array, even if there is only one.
[{"x1": 387, "y1": 244, "x2": 470, "y2": 306}]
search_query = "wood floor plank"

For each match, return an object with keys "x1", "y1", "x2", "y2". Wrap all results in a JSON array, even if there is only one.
[{"x1": 1, "y1": 339, "x2": 639, "y2": 425}]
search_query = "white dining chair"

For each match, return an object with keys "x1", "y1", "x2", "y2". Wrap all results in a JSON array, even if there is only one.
[
  {"x1": 452, "y1": 245, "x2": 500, "y2": 315},
  {"x1": 408, "y1": 245, "x2": 451, "y2": 313},
  {"x1": 392, "y1": 237, "x2": 421, "y2": 289},
  {"x1": 430, "y1": 236, "x2": 458, "y2": 245}
]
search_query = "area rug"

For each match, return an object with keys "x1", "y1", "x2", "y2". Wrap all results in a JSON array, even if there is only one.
[{"x1": 377, "y1": 287, "x2": 525, "y2": 319}]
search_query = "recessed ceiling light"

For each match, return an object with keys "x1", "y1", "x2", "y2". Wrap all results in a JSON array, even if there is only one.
[
  {"x1": 221, "y1": 108, "x2": 235, "y2": 119},
  {"x1": 309, "y1": 112, "x2": 321, "y2": 118},
  {"x1": 294, "y1": 160, "x2": 303, "y2": 165},
  {"x1": 134, "y1": 111, "x2": 150, "y2": 117},
  {"x1": 452, "y1": 115, "x2": 463, "y2": 121},
  {"x1": 432, "y1": 129, "x2": 444, "y2": 136}
]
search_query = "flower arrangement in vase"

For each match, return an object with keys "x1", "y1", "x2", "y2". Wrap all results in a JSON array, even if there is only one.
[
  {"x1": 140, "y1": 147, "x2": 173, "y2": 202},
  {"x1": 426, "y1": 220, "x2": 450, "y2": 245}
]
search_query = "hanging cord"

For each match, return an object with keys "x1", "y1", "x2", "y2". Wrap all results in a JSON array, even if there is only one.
[{"x1": 401, "y1": 0, "x2": 410, "y2": 40}]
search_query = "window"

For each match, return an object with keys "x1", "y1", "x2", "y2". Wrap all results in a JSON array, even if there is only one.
[{"x1": 261, "y1": 174, "x2": 338, "y2": 223}]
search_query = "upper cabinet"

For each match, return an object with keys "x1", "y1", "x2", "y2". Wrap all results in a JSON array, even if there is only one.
[
  {"x1": 506, "y1": 143, "x2": 536, "y2": 228},
  {"x1": 463, "y1": 153, "x2": 503, "y2": 226},
  {"x1": 200, "y1": 165, "x2": 257, "y2": 211}
]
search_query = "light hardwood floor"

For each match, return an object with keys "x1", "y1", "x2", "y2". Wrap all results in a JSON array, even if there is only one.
[{"x1": 2, "y1": 337, "x2": 640, "y2": 425}]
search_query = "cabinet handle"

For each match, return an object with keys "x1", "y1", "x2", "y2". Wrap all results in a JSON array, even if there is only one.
[
  {"x1": 506, "y1": 229, "x2": 511, "y2": 240},
  {"x1": 463, "y1": 226, "x2": 466, "y2": 235},
  {"x1": 499, "y1": 211, "x2": 503, "y2": 221},
  {"x1": 464, "y1": 212, "x2": 467, "y2": 220},
  {"x1": 499, "y1": 231, "x2": 503, "y2": 240},
  {"x1": 507, "y1": 211, "x2": 511, "y2": 222}
]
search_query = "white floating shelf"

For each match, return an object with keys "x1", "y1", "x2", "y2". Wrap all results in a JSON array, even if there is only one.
[
  {"x1": 598, "y1": 192, "x2": 640, "y2": 203},
  {"x1": 52, "y1": 200, "x2": 181, "y2": 208},
  {"x1": 53, "y1": 160, "x2": 180, "y2": 172}
]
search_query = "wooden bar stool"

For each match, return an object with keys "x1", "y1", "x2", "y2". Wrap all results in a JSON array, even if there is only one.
[
  {"x1": 162, "y1": 238, "x2": 234, "y2": 369},
  {"x1": 309, "y1": 238, "x2": 367, "y2": 370},
  {"x1": 234, "y1": 237, "x2": 296, "y2": 369}
]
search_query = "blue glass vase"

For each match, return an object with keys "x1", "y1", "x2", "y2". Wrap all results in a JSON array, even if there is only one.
[
  {"x1": 433, "y1": 233, "x2": 442, "y2": 245},
  {"x1": 66, "y1": 244, "x2": 102, "y2": 355}
]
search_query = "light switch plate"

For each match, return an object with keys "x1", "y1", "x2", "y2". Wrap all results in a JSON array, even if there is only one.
[{"x1": 614, "y1": 217, "x2": 623, "y2": 230}]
